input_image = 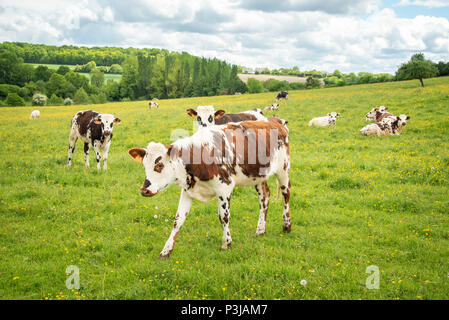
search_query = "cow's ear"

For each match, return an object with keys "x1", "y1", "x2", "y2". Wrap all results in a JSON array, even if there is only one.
[
  {"x1": 406, "y1": 116, "x2": 410, "y2": 120},
  {"x1": 215, "y1": 110, "x2": 225, "y2": 119},
  {"x1": 166, "y1": 145, "x2": 179, "y2": 160},
  {"x1": 327, "y1": 113, "x2": 331, "y2": 116},
  {"x1": 93, "y1": 116, "x2": 101, "y2": 124},
  {"x1": 186, "y1": 109, "x2": 197, "y2": 117},
  {"x1": 114, "y1": 118, "x2": 121, "y2": 125},
  {"x1": 129, "y1": 148, "x2": 146, "y2": 163},
  {"x1": 337, "y1": 113, "x2": 341, "y2": 117}
]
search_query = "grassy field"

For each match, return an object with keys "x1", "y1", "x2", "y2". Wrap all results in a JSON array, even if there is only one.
[
  {"x1": 27, "y1": 63, "x2": 122, "y2": 82},
  {"x1": 0, "y1": 77, "x2": 448, "y2": 300}
]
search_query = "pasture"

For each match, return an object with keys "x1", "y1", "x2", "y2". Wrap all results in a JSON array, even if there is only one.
[
  {"x1": 27, "y1": 63, "x2": 122, "y2": 82},
  {"x1": 0, "y1": 77, "x2": 448, "y2": 300}
]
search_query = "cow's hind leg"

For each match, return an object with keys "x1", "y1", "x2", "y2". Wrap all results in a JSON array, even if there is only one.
[
  {"x1": 84, "y1": 143, "x2": 90, "y2": 168},
  {"x1": 217, "y1": 188, "x2": 233, "y2": 250},
  {"x1": 67, "y1": 132, "x2": 77, "y2": 167},
  {"x1": 93, "y1": 141, "x2": 102, "y2": 170},
  {"x1": 276, "y1": 170, "x2": 291, "y2": 233},
  {"x1": 255, "y1": 181, "x2": 270, "y2": 235},
  {"x1": 159, "y1": 189, "x2": 193, "y2": 259}
]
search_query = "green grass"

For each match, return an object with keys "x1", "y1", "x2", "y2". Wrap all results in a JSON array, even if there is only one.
[
  {"x1": 0, "y1": 77, "x2": 448, "y2": 300},
  {"x1": 26, "y1": 63, "x2": 122, "y2": 82}
]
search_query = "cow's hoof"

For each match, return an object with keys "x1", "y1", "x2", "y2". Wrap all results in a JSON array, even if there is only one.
[
  {"x1": 221, "y1": 243, "x2": 232, "y2": 251},
  {"x1": 283, "y1": 225, "x2": 292, "y2": 233},
  {"x1": 256, "y1": 230, "x2": 266, "y2": 236},
  {"x1": 158, "y1": 253, "x2": 170, "y2": 260}
]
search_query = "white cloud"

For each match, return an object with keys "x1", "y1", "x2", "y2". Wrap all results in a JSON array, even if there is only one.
[
  {"x1": 0, "y1": 0, "x2": 448, "y2": 73},
  {"x1": 397, "y1": 0, "x2": 449, "y2": 8}
]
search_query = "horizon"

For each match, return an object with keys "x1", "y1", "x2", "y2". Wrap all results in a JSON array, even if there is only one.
[{"x1": 0, "y1": 0, "x2": 448, "y2": 74}]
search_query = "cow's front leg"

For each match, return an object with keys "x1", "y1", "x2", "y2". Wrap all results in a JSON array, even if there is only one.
[
  {"x1": 84, "y1": 142, "x2": 90, "y2": 168},
  {"x1": 159, "y1": 189, "x2": 193, "y2": 259},
  {"x1": 218, "y1": 191, "x2": 233, "y2": 250},
  {"x1": 92, "y1": 141, "x2": 102, "y2": 170},
  {"x1": 102, "y1": 142, "x2": 111, "y2": 170},
  {"x1": 255, "y1": 181, "x2": 270, "y2": 235},
  {"x1": 276, "y1": 172, "x2": 291, "y2": 233}
]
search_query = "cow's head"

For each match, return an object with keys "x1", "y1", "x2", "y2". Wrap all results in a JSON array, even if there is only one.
[
  {"x1": 366, "y1": 106, "x2": 387, "y2": 121},
  {"x1": 397, "y1": 114, "x2": 410, "y2": 127},
  {"x1": 129, "y1": 142, "x2": 177, "y2": 197},
  {"x1": 327, "y1": 112, "x2": 340, "y2": 125},
  {"x1": 93, "y1": 114, "x2": 121, "y2": 136},
  {"x1": 186, "y1": 105, "x2": 225, "y2": 128}
]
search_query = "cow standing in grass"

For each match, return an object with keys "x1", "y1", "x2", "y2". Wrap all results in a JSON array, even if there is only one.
[
  {"x1": 67, "y1": 110, "x2": 121, "y2": 170},
  {"x1": 186, "y1": 105, "x2": 267, "y2": 128},
  {"x1": 129, "y1": 117, "x2": 291, "y2": 259},
  {"x1": 149, "y1": 101, "x2": 159, "y2": 109},
  {"x1": 30, "y1": 110, "x2": 40, "y2": 120},
  {"x1": 276, "y1": 91, "x2": 289, "y2": 102}
]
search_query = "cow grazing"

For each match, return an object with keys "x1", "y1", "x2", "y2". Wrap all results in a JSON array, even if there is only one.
[
  {"x1": 149, "y1": 101, "x2": 159, "y2": 109},
  {"x1": 276, "y1": 91, "x2": 289, "y2": 102},
  {"x1": 264, "y1": 103, "x2": 279, "y2": 111},
  {"x1": 186, "y1": 105, "x2": 266, "y2": 129},
  {"x1": 129, "y1": 117, "x2": 291, "y2": 259},
  {"x1": 30, "y1": 110, "x2": 40, "y2": 120},
  {"x1": 67, "y1": 110, "x2": 121, "y2": 170},
  {"x1": 308, "y1": 112, "x2": 341, "y2": 127},
  {"x1": 365, "y1": 106, "x2": 393, "y2": 122}
]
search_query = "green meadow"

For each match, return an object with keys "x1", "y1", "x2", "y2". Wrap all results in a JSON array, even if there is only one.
[
  {"x1": 27, "y1": 63, "x2": 122, "y2": 82},
  {"x1": 0, "y1": 77, "x2": 448, "y2": 300}
]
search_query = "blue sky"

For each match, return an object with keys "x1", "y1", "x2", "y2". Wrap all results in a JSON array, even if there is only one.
[{"x1": 0, "y1": 0, "x2": 448, "y2": 74}]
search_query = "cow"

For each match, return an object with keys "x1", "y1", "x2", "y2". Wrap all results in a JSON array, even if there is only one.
[
  {"x1": 360, "y1": 114, "x2": 410, "y2": 136},
  {"x1": 149, "y1": 101, "x2": 159, "y2": 109},
  {"x1": 67, "y1": 110, "x2": 121, "y2": 170},
  {"x1": 276, "y1": 91, "x2": 289, "y2": 102},
  {"x1": 389, "y1": 114, "x2": 410, "y2": 135},
  {"x1": 264, "y1": 103, "x2": 279, "y2": 111},
  {"x1": 308, "y1": 112, "x2": 341, "y2": 127},
  {"x1": 365, "y1": 106, "x2": 393, "y2": 122},
  {"x1": 359, "y1": 122, "x2": 390, "y2": 137},
  {"x1": 30, "y1": 110, "x2": 40, "y2": 120},
  {"x1": 186, "y1": 105, "x2": 267, "y2": 129},
  {"x1": 128, "y1": 117, "x2": 291, "y2": 259}
]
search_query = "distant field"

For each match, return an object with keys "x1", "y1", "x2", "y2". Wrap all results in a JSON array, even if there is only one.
[
  {"x1": 27, "y1": 63, "x2": 122, "y2": 82},
  {"x1": 0, "y1": 77, "x2": 448, "y2": 300},
  {"x1": 239, "y1": 73, "x2": 311, "y2": 83}
]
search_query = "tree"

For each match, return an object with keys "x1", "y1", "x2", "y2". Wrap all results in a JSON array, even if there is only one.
[
  {"x1": 32, "y1": 93, "x2": 47, "y2": 106},
  {"x1": 74, "y1": 87, "x2": 89, "y2": 104},
  {"x1": 396, "y1": 53, "x2": 439, "y2": 87},
  {"x1": 46, "y1": 73, "x2": 68, "y2": 97},
  {"x1": 90, "y1": 69, "x2": 105, "y2": 88},
  {"x1": 48, "y1": 94, "x2": 64, "y2": 105},
  {"x1": 5, "y1": 93, "x2": 25, "y2": 106},
  {"x1": 305, "y1": 76, "x2": 322, "y2": 88},
  {"x1": 56, "y1": 65, "x2": 71, "y2": 75},
  {"x1": 247, "y1": 78, "x2": 264, "y2": 93}
]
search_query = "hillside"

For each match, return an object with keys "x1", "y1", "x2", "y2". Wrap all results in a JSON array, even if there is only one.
[{"x1": 0, "y1": 77, "x2": 448, "y2": 299}]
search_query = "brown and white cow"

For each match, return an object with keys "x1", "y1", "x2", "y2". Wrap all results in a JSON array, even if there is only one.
[
  {"x1": 129, "y1": 117, "x2": 291, "y2": 259},
  {"x1": 186, "y1": 105, "x2": 266, "y2": 129},
  {"x1": 149, "y1": 101, "x2": 159, "y2": 109},
  {"x1": 365, "y1": 106, "x2": 394, "y2": 122},
  {"x1": 67, "y1": 110, "x2": 121, "y2": 170}
]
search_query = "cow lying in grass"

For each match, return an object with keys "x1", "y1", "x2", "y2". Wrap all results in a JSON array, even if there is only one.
[
  {"x1": 308, "y1": 112, "x2": 340, "y2": 126},
  {"x1": 365, "y1": 106, "x2": 393, "y2": 122},
  {"x1": 360, "y1": 114, "x2": 410, "y2": 136},
  {"x1": 67, "y1": 110, "x2": 121, "y2": 170},
  {"x1": 186, "y1": 105, "x2": 266, "y2": 128},
  {"x1": 264, "y1": 103, "x2": 279, "y2": 111},
  {"x1": 129, "y1": 117, "x2": 291, "y2": 259}
]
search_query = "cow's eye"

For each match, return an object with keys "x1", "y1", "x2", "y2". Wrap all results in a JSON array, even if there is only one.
[
  {"x1": 208, "y1": 115, "x2": 213, "y2": 123},
  {"x1": 154, "y1": 162, "x2": 164, "y2": 173},
  {"x1": 197, "y1": 117, "x2": 202, "y2": 122}
]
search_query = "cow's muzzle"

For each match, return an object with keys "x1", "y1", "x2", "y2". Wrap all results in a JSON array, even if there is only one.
[
  {"x1": 104, "y1": 131, "x2": 112, "y2": 136},
  {"x1": 140, "y1": 188, "x2": 156, "y2": 197}
]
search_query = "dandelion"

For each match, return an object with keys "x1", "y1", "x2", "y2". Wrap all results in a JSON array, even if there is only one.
[
  {"x1": 154, "y1": 215, "x2": 158, "y2": 219},
  {"x1": 300, "y1": 279, "x2": 307, "y2": 287}
]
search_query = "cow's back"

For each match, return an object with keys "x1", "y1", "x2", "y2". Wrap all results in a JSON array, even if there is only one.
[
  {"x1": 215, "y1": 113, "x2": 257, "y2": 125},
  {"x1": 74, "y1": 110, "x2": 99, "y2": 136}
]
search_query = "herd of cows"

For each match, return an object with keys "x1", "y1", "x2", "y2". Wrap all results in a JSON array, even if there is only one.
[{"x1": 25, "y1": 91, "x2": 410, "y2": 258}]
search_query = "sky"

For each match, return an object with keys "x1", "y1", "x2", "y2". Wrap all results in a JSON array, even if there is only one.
[{"x1": 0, "y1": 0, "x2": 448, "y2": 74}]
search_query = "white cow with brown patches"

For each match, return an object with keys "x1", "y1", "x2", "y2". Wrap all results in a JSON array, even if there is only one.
[
  {"x1": 149, "y1": 101, "x2": 159, "y2": 109},
  {"x1": 186, "y1": 105, "x2": 267, "y2": 129},
  {"x1": 67, "y1": 110, "x2": 121, "y2": 170},
  {"x1": 30, "y1": 110, "x2": 40, "y2": 120},
  {"x1": 129, "y1": 117, "x2": 291, "y2": 259}
]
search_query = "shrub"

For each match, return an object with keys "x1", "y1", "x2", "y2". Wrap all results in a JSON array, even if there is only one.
[
  {"x1": 48, "y1": 94, "x2": 64, "y2": 106},
  {"x1": 64, "y1": 97, "x2": 73, "y2": 106},
  {"x1": 247, "y1": 78, "x2": 264, "y2": 94},
  {"x1": 5, "y1": 93, "x2": 26, "y2": 106},
  {"x1": 32, "y1": 93, "x2": 47, "y2": 106},
  {"x1": 0, "y1": 84, "x2": 21, "y2": 100}
]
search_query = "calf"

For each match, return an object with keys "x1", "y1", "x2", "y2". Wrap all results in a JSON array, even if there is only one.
[
  {"x1": 276, "y1": 91, "x2": 289, "y2": 101},
  {"x1": 186, "y1": 105, "x2": 266, "y2": 129},
  {"x1": 264, "y1": 103, "x2": 279, "y2": 111},
  {"x1": 67, "y1": 110, "x2": 121, "y2": 170},
  {"x1": 308, "y1": 112, "x2": 341, "y2": 127},
  {"x1": 30, "y1": 110, "x2": 40, "y2": 120},
  {"x1": 129, "y1": 117, "x2": 291, "y2": 259},
  {"x1": 359, "y1": 122, "x2": 390, "y2": 137},
  {"x1": 149, "y1": 101, "x2": 159, "y2": 109},
  {"x1": 360, "y1": 114, "x2": 410, "y2": 136},
  {"x1": 389, "y1": 114, "x2": 410, "y2": 135}
]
